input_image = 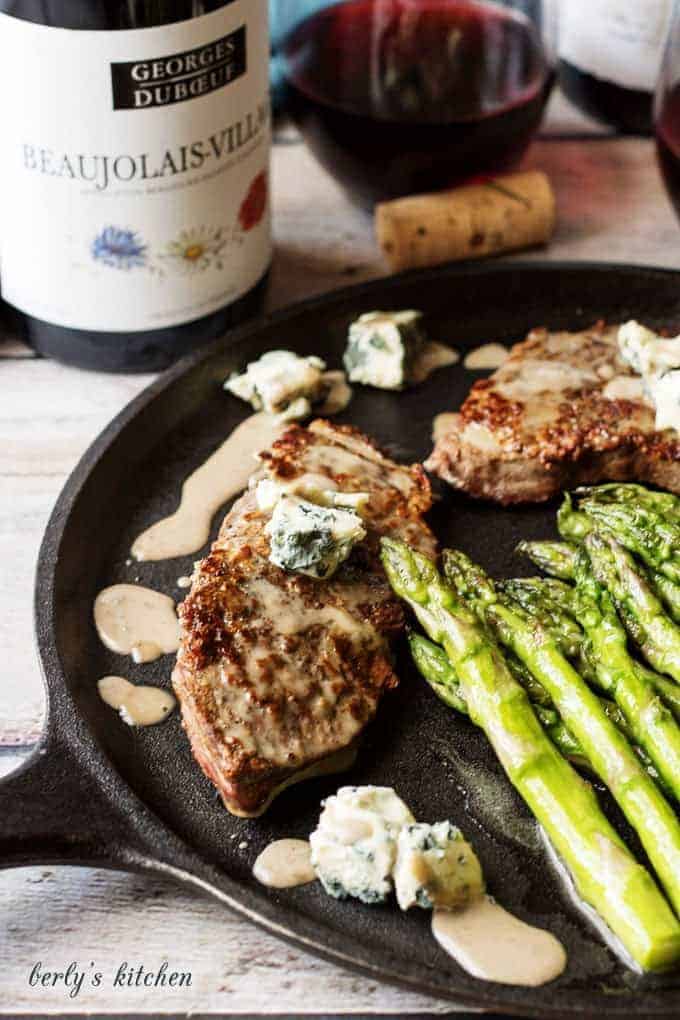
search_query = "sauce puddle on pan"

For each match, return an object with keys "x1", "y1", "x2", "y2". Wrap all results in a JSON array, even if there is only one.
[
  {"x1": 94, "y1": 584, "x2": 180, "y2": 663},
  {"x1": 252, "y1": 840, "x2": 316, "y2": 889},
  {"x1": 131, "y1": 412, "x2": 285, "y2": 562},
  {"x1": 98, "y1": 676, "x2": 176, "y2": 726},
  {"x1": 411, "y1": 342, "x2": 460, "y2": 382},
  {"x1": 432, "y1": 895, "x2": 567, "y2": 987},
  {"x1": 463, "y1": 343, "x2": 509, "y2": 371}
]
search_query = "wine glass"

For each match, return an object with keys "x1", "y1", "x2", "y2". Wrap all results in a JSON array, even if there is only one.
[
  {"x1": 656, "y1": 1, "x2": 680, "y2": 220},
  {"x1": 276, "y1": 0, "x2": 558, "y2": 208}
]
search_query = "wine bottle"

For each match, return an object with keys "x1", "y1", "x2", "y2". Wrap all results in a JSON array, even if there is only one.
[
  {"x1": 0, "y1": 0, "x2": 271, "y2": 371},
  {"x1": 559, "y1": 1, "x2": 672, "y2": 135}
]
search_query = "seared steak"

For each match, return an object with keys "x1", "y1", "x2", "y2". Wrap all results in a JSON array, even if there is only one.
[
  {"x1": 173, "y1": 420, "x2": 435, "y2": 816},
  {"x1": 427, "y1": 323, "x2": 680, "y2": 504}
]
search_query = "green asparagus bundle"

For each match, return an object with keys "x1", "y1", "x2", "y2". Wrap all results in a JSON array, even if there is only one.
[
  {"x1": 581, "y1": 500, "x2": 680, "y2": 585},
  {"x1": 409, "y1": 632, "x2": 670, "y2": 791},
  {"x1": 573, "y1": 547, "x2": 680, "y2": 801},
  {"x1": 575, "y1": 483, "x2": 680, "y2": 522},
  {"x1": 502, "y1": 574, "x2": 680, "y2": 728},
  {"x1": 443, "y1": 549, "x2": 680, "y2": 921},
  {"x1": 381, "y1": 538, "x2": 680, "y2": 972},
  {"x1": 557, "y1": 489, "x2": 680, "y2": 588},
  {"x1": 518, "y1": 537, "x2": 680, "y2": 624},
  {"x1": 409, "y1": 632, "x2": 589, "y2": 769},
  {"x1": 498, "y1": 579, "x2": 581, "y2": 659},
  {"x1": 586, "y1": 533, "x2": 680, "y2": 685},
  {"x1": 516, "y1": 540, "x2": 579, "y2": 580}
]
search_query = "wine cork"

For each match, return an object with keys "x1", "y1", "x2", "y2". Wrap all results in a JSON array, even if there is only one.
[{"x1": 376, "y1": 171, "x2": 556, "y2": 272}]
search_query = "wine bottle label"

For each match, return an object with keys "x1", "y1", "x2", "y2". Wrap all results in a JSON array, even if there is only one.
[
  {"x1": 0, "y1": 2, "x2": 271, "y2": 333},
  {"x1": 560, "y1": 0, "x2": 673, "y2": 92}
]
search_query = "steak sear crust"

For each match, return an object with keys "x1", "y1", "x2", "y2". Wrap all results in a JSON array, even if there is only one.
[
  {"x1": 172, "y1": 420, "x2": 435, "y2": 816},
  {"x1": 427, "y1": 323, "x2": 680, "y2": 504}
]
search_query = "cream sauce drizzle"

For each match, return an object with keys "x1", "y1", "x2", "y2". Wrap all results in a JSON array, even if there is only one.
[
  {"x1": 252, "y1": 839, "x2": 316, "y2": 888},
  {"x1": 432, "y1": 895, "x2": 566, "y2": 987},
  {"x1": 463, "y1": 343, "x2": 509, "y2": 371},
  {"x1": 411, "y1": 342, "x2": 460, "y2": 383},
  {"x1": 246, "y1": 578, "x2": 373, "y2": 640},
  {"x1": 131, "y1": 412, "x2": 285, "y2": 562},
  {"x1": 601, "y1": 375, "x2": 648, "y2": 403},
  {"x1": 93, "y1": 584, "x2": 180, "y2": 663},
  {"x1": 98, "y1": 675, "x2": 176, "y2": 726},
  {"x1": 432, "y1": 412, "x2": 459, "y2": 443},
  {"x1": 497, "y1": 359, "x2": 598, "y2": 401},
  {"x1": 319, "y1": 371, "x2": 353, "y2": 414}
]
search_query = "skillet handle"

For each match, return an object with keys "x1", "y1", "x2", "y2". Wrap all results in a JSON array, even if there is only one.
[{"x1": 0, "y1": 736, "x2": 146, "y2": 870}]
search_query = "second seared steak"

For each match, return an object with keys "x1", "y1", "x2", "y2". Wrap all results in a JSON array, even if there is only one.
[{"x1": 427, "y1": 323, "x2": 680, "y2": 504}]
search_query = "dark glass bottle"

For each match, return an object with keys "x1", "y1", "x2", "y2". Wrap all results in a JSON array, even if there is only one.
[
  {"x1": 559, "y1": 62, "x2": 653, "y2": 136},
  {"x1": 0, "y1": 0, "x2": 271, "y2": 371},
  {"x1": 558, "y1": 1, "x2": 671, "y2": 135}
]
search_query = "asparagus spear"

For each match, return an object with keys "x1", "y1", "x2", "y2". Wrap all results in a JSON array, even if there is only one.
[
  {"x1": 575, "y1": 483, "x2": 680, "y2": 521},
  {"x1": 579, "y1": 500, "x2": 680, "y2": 585},
  {"x1": 652, "y1": 573, "x2": 680, "y2": 625},
  {"x1": 508, "y1": 575, "x2": 680, "y2": 727},
  {"x1": 443, "y1": 548, "x2": 680, "y2": 920},
  {"x1": 409, "y1": 632, "x2": 589, "y2": 768},
  {"x1": 409, "y1": 632, "x2": 467, "y2": 714},
  {"x1": 499, "y1": 579, "x2": 581, "y2": 657},
  {"x1": 573, "y1": 549, "x2": 680, "y2": 800},
  {"x1": 585, "y1": 532, "x2": 680, "y2": 684},
  {"x1": 557, "y1": 493, "x2": 593, "y2": 542},
  {"x1": 409, "y1": 633, "x2": 671, "y2": 786},
  {"x1": 557, "y1": 495, "x2": 680, "y2": 619},
  {"x1": 452, "y1": 564, "x2": 676, "y2": 789},
  {"x1": 381, "y1": 538, "x2": 680, "y2": 971},
  {"x1": 516, "y1": 539, "x2": 579, "y2": 580},
  {"x1": 640, "y1": 665, "x2": 680, "y2": 723}
]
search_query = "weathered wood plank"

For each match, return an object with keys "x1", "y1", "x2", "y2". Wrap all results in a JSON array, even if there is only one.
[{"x1": 0, "y1": 865, "x2": 460, "y2": 1014}]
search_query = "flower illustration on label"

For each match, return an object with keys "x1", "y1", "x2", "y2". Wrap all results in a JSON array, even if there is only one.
[
  {"x1": 238, "y1": 171, "x2": 268, "y2": 232},
  {"x1": 161, "y1": 226, "x2": 228, "y2": 274},
  {"x1": 92, "y1": 226, "x2": 147, "y2": 270}
]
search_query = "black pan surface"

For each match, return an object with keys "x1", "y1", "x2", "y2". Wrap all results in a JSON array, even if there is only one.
[{"x1": 6, "y1": 262, "x2": 680, "y2": 1019}]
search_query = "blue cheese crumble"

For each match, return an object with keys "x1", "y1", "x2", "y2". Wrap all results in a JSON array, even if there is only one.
[
  {"x1": 343, "y1": 310, "x2": 427, "y2": 390},
  {"x1": 394, "y1": 821, "x2": 484, "y2": 911},
  {"x1": 225, "y1": 350, "x2": 351, "y2": 420},
  {"x1": 310, "y1": 786, "x2": 415, "y2": 903},
  {"x1": 617, "y1": 321, "x2": 680, "y2": 433},
  {"x1": 265, "y1": 495, "x2": 366, "y2": 579}
]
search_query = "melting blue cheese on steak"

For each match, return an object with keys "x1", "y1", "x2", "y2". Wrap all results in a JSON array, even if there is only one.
[
  {"x1": 310, "y1": 786, "x2": 415, "y2": 903},
  {"x1": 265, "y1": 494, "x2": 367, "y2": 579},
  {"x1": 394, "y1": 822, "x2": 484, "y2": 911},
  {"x1": 344, "y1": 310, "x2": 427, "y2": 390}
]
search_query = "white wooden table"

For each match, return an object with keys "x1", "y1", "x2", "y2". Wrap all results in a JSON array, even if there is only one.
[{"x1": 1, "y1": 91, "x2": 678, "y2": 1016}]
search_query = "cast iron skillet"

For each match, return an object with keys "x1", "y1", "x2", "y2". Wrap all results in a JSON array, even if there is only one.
[{"x1": 3, "y1": 262, "x2": 680, "y2": 1019}]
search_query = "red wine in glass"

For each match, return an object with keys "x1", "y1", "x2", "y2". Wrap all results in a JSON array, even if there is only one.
[
  {"x1": 282, "y1": 0, "x2": 554, "y2": 207},
  {"x1": 657, "y1": 85, "x2": 680, "y2": 221}
]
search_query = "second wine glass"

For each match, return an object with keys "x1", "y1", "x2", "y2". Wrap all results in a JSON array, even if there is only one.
[{"x1": 278, "y1": 0, "x2": 557, "y2": 208}]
